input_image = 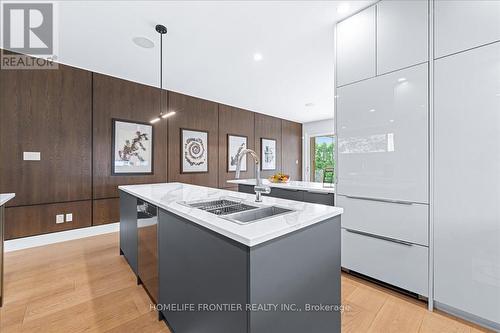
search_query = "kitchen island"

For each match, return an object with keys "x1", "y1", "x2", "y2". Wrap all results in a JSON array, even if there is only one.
[
  {"x1": 119, "y1": 183, "x2": 343, "y2": 333},
  {"x1": 0, "y1": 193, "x2": 15, "y2": 307},
  {"x1": 228, "y1": 179, "x2": 335, "y2": 205}
]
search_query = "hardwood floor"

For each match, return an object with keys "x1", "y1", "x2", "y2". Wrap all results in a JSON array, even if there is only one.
[{"x1": 0, "y1": 233, "x2": 492, "y2": 333}]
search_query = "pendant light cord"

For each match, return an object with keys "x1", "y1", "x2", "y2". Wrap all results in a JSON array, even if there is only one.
[
  {"x1": 153, "y1": 24, "x2": 167, "y2": 122},
  {"x1": 159, "y1": 32, "x2": 163, "y2": 115}
]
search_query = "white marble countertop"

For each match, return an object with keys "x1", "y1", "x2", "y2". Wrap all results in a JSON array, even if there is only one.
[
  {"x1": 227, "y1": 179, "x2": 335, "y2": 194},
  {"x1": 0, "y1": 193, "x2": 15, "y2": 206},
  {"x1": 119, "y1": 183, "x2": 342, "y2": 247}
]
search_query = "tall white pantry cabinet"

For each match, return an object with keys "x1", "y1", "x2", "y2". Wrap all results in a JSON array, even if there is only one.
[
  {"x1": 433, "y1": 0, "x2": 500, "y2": 329},
  {"x1": 335, "y1": 0, "x2": 500, "y2": 331}
]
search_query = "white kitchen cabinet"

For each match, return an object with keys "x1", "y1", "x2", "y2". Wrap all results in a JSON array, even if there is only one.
[
  {"x1": 434, "y1": 42, "x2": 500, "y2": 326},
  {"x1": 341, "y1": 229, "x2": 428, "y2": 296},
  {"x1": 377, "y1": 0, "x2": 428, "y2": 74},
  {"x1": 336, "y1": 6, "x2": 376, "y2": 86},
  {"x1": 337, "y1": 195, "x2": 428, "y2": 246},
  {"x1": 336, "y1": 63, "x2": 428, "y2": 203},
  {"x1": 435, "y1": 0, "x2": 500, "y2": 58}
]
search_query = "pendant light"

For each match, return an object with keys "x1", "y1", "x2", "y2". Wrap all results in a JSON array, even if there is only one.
[{"x1": 151, "y1": 24, "x2": 175, "y2": 124}]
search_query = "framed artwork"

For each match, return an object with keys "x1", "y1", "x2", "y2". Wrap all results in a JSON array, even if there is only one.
[
  {"x1": 112, "y1": 119, "x2": 154, "y2": 175},
  {"x1": 181, "y1": 128, "x2": 209, "y2": 173},
  {"x1": 260, "y1": 138, "x2": 277, "y2": 171},
  {"x1": 227, "y1": 134, "x2": 247, "y2": 172}
]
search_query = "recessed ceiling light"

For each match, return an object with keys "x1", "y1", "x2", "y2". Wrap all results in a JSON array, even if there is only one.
[
  {"x1": 369, "y1": 109, "x2": 376, "y2": 112},
  {"x1": 398, "y1": 77, "x2": 407, "y2": 83},
  {"x1": 305, "y1": 103, "x2": 315, "y2": 107},
  {"x1": 253, "y1": 53, "x2": 263, "y2": 61},
  {"x1": 389, "y1": 119, "x2": 395, "y2": 123},
  {"x1": 132, "y1": 36, "x2": 154, "y2": 49},
  {"x1": 337, "y1": 2, "x2": 350, "y2": 14}
]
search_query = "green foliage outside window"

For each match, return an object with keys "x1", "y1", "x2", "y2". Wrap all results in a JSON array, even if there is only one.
[{"x1": 313, "y1": 137, "x2": 335, "y2": 183}]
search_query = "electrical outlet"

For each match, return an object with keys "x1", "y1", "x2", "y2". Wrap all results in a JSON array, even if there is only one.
[
  {"x1": 56, "y1": 214, "x2": 65, "y2": 224},
  {"x1": 23, "y1": 151, "x2": 41, "y2": 161},
  {"x1": 66, "y1": 213, "x2": 73, "y2": 222}
]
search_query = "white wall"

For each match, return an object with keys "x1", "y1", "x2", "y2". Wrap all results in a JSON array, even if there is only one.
[{"x1": 302, "y1": 118, "x2": 334, "y2": 181}]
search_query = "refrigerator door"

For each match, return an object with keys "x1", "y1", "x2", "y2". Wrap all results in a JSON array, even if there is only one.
[
  {"x1": 336, "y1": 63, "x2": 428, "y2": 203},
  {"x1": 434, "y1": 42, "x2": 500, "y2": 326}
]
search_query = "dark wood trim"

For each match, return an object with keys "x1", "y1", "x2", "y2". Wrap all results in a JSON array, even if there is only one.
[
  {"x1": 260, "y1": 137, "x2": 277, "y2": 171},
  {"x1": 111, "y1": 118, "x2": 155, "y2": 176},
  {"x1": 179, "y1": 128, "x2": 210, "y2": 174},
  {"x1": 226, "y1": 133, "x2": 248, "y2": 173}
]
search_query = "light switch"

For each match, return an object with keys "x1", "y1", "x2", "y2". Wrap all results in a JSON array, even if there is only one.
[
  {"x1": 23, "y1": 152, "x2": 41, "y2": 161},
  {"x1": 56, "y1": 214, "x2": 65, "y2": 224},
  {"x1": 66, "y1": 213, "x2": 73, "y2": 222}
]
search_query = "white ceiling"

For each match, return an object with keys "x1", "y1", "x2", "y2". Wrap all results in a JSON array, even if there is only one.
[{"x1": 11, "y1": 1, "x2": 375, "y2": 123}]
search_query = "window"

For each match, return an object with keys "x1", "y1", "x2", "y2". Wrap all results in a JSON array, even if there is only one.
[{"x1": 310, "y1": 135, "x2": 335, "y2": 183}]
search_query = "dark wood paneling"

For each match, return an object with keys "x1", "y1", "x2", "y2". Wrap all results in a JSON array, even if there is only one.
[
  {"x1": 167, "y1": 92, "x2": 219, "y2": 188},
  {"x1": 223, "y1": 186, "x2": 239, "y2": 192},
  {"x1": 93, "y1": 198, "x2": 120, "y2": 226},
  {"x1": 281, "y1": 120, "x2": 303, "y2": 181},
  {"x1": 5, "y1": 201, "x2": 92, "y2": 239},
  {"x1": 92, "y1": 74, "x2": 167, "y2": 199},
  {"x1": 254, "y1": 113, "x2": 282, "y2": 179},
  {"x1": 218, "y1": 104, "x2": 255, "y2": 188},
  {"x1": 0, "y1": 65, "x2": 92, "y2": 207}
]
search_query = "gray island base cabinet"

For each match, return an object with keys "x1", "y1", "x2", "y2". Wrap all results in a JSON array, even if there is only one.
[
  {"x1": 118, "y1": 183, "x2": 343, "y2": 333},
  {"x1": 237, "y1": 184, "x2": 335, "y2": 206},
  {"x1": 119, "y1": 191, "x2": 138, "y2": 276},
  {"x1": 159, "y1": 209, "x2": 341, "y2": 333}
]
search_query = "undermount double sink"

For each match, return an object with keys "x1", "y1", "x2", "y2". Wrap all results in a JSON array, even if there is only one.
[{"x1": 179, "y1": 197, "x2": 295, "y2": 224}]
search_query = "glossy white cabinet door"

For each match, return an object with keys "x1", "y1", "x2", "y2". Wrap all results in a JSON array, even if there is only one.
[
  {"x1": 337, "y1": 195, "x2": 429, "y2": 246},
  {"x1": 434, "y1": 43, "x2": 500, "y2": 325},
  {"x1": 435, "y1": 0, "x2": 500, "y2": 58},
  {"x1": 377, "y1": 0, "x2": 428, "y2": 74},
  {"x1": 341, "y1": 229, "x2": 429, "y2": 296},
  {"x1": 336, "y1": 6, "x2": 376, "y2": 86},
  {"x1": 336, "y1": 63, "x2": 428, "y2": 203}
]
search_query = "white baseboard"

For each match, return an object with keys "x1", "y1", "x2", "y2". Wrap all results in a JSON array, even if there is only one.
[{"x1": 4, "y1": 222, "x2": 120, "y2": 252}]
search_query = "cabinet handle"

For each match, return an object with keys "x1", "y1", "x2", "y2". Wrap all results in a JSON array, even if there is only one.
[
  {"x1": 306, "y1": 190, "x2": 329, "y2": 195},
  {"x1": 344, "y1": 229, "x2": 414, "y2": 247},
  {"x1": 345, "y1": 195, "x2": 414, "y2": 205}
]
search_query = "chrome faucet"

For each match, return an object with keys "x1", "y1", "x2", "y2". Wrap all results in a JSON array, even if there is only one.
[{"x1": 235, "y1": 149, "x2": 271, "y2": 202}]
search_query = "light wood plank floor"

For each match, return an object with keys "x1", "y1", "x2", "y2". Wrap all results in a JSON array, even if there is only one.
[{"x1": 0, "y1": 232, "x2": 492, "y2": 333}]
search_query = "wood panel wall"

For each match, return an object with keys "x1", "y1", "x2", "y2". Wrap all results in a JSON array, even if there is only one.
[
  {"x1": 218, "y1": 105, "x2": 255, "y2": 189},
  {"x1": 92, "y1": 74, "x2": 167, "y2": 199},
  {"x1": 281, "y1": 120, "x2": 303, "y2": 181},
  {"x1": 167, "y1": 91, "x2": 219, "y2": 188},
  {"x1": 254, "y1": 114, "x2": 283, "y2": 179},
  {"x1": 5, "y1": 201, "x2": 92, "y2": 239},
  {"x1": 0, "y1": 62, "x2": 302, "y2": 238},
  {"x1": 0, "y1": 64, "x2": 92, "y2": 207}
]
